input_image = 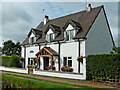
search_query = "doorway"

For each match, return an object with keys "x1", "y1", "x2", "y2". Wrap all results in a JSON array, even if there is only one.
[{"x1": 43, "y1": 57, "x2": 49, "y2": 70}]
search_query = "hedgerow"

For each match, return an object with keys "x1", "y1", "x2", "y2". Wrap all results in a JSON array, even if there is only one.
[{"x1": 86, "y1": 54, "x2": 120, "y2": 83}]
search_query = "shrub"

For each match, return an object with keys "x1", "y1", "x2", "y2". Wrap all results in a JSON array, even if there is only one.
[
  {"x1": 1, "y1": 56, "x2": 11, "y2": 66},
  {"x1": 86, "y1": 54, "x2": 120, "y2": 82},
  {"x1": 7, "y1": 54, "x2": 22, "y2": 68}
]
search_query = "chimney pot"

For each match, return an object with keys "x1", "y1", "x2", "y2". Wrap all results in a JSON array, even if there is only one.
[
  {"x1": 45, "y1": 15, "x2": 48, "y2": 19},
  {"x1": 86, "y1": 4, "x2": 92, "y2": 12},
  {"x1": 44, "y1": 15, "x2": 49, "y2": 25}
]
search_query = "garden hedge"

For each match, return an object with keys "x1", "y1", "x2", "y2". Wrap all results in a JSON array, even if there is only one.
[
  {"x1": 1, "y1": 56, "x2": 11, "y2": 66},
  {"x1": 86, "y1": 54, "x2": 120, "y2": 82},
  {"x1": 1, "y1": 55, "x2": 22, "y2": 68}
]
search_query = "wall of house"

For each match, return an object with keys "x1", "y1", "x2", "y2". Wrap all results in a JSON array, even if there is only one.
[
  {"x1": 40, "y1": 43, "x2": 59, "y2": 71},
  {"x1": 25, "y1": 45, "x2": 39, "y2": 68},
  {"x1": 86, "y1": 8, "x2": 114, "y2": 55}
]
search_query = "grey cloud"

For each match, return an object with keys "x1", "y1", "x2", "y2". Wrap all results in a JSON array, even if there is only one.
[{"x1": 2, "y1": 3, "x2": 33, "y2": 25}]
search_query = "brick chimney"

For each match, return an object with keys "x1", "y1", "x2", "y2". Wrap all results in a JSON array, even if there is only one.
[
  {"x1": 43, "y1": 15, "x2": 49, "y2": 25},
  {"x1": 86, "y1": 4, "x2": 92, "y2": 12}
]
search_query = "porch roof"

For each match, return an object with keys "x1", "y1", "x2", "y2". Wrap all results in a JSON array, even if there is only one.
[{"x1": 36, "y1": 47, "x2": 59, "y2": 57}]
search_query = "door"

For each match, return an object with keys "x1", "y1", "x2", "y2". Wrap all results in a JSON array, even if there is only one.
[{"x1": 43, "y1": 57, "x2": 49, "y2": 70}]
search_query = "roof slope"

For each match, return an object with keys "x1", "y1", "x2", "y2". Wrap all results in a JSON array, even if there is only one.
[{"x1": 22, "y1": 5, "x2": 103, "y2": 45}]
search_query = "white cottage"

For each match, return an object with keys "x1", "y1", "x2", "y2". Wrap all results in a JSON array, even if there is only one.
[{"x1": 21, "y1": 5, "x2": 114, "y2": 79}]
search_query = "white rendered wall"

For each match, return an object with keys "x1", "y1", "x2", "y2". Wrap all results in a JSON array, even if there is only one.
[
  {"x1": 61, "y1": 42, "x2": 78, "y2": 73},
  {"x1": 66, "y1": 24, "x2": 74, "y2": 31},
  {"x1": 21, "y1": 46, "x2": 24, "y2": 58},
  {"x1": 86, "y1": 9, "x2": 114, "y2": 55},
  {"x1": 25, "y1": 45, "x2": 39, "y2": 68},
  {"x1": 30, "y1": 32, "x2": 35, "y2": 38},
  {"x1": 21, "y1": 46, "x2": 25, "y2": 68},
  {"x1": 47, "y1": 28, "x2": 54, "y2": 34}
]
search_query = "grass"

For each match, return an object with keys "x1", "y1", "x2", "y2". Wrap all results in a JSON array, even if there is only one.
[
  {"x1": 2, "y1": 71, "x2": 115, "y2": 89},
  {"x1": 4, "y1": 73, "x2": 94, "y2": 88},
  {"x1": 2, "y1": 74, "x2": 73, "y2": 88}
]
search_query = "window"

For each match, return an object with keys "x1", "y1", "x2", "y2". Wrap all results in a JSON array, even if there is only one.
[
  {"x1": 70, "y1": 30, "x2": 74, "y2": 40},
  {"x1": 65, "y1": 30, "x2": 74, "y2": 41},
  {"x1": 63, "y1": 57, "x2": 72, "y2": 67},
  {"x1": 65, "y1": 31, "x2": 69, "y2": 41},
  {"x1": 46, "y1": 33, "x2": 55, "y2": 43},
  {"x1": 29, "y1": 37, "x2": 35, "y2": 45},
  {"x1": 63, "y1": 57, "x2": 67, "y2": 66},
  {"x1": 28, "y1": 58, "x2": 30, "y2": 65},
  {"x1": 68, "y1": 60, "x2": 72, "y2": 67}
]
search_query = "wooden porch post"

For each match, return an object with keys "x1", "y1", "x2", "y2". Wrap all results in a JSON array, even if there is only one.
[
  {"x1": 36, "y1": 57, "x2": 39, "y2": 68},
  {"x1": 51, "y1": 56, "x2": 53, "y2": 69}
]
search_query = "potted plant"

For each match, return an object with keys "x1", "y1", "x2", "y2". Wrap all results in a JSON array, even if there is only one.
[
  {"x1": 77, "y1": 56, "x2": 83, "y2": 62},
  {"x1": 49, "y1": 65, "x2": 55, "y2": 71},
  {"x1": 61, "y1": 65, "x2": 73, "y2": 72},
  {"x1": 19, "y1": 57, "x2": 24, "y2": 62}
]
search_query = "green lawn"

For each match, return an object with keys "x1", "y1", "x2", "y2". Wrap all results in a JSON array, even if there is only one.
[{"x1": 2, "y1": 73, "x2": 95, "y2": 89}]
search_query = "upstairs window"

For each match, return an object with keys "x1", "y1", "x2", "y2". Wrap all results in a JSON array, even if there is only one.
[
  {"x1": 65, "y1": 30, "x2": 74, "y2": 41},
  {"x1": 46, "y1": 33, "x2": 55, "y2": 43},
  {"x1": 29, "y1": 37, "x2": 35, "y2": 45}
]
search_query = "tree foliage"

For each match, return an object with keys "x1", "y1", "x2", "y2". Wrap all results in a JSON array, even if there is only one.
[{"x1": 2, "y1": 40, "x2": 21, "y2": 55}]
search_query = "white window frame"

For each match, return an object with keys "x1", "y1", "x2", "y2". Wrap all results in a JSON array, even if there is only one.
[
  {"x1": 63, "y1": 57, "x2": 72, "y2": 67},
  {"x1": 64, "y1": 29, "x2": 74, "y2": 42}
]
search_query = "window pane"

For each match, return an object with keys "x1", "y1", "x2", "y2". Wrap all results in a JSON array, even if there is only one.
[
  {"x1": 50, "y1": 34, "x2": 53, "y2": 42},
  {"x1": 64, "y1": 57, "x2": 67, "y2": 66},
  {"x1": 68, "y1": 60, "x2": 72, "y2": 67},
  {"x1": 31, "y1": 60, "x2": 33, "y2": 65},
  {"x1": 28, "y1": 58, "x2": 30, "y2": 65},
  {"x1": 70, "y1": 30, "x2": 74, "y2": 40},
  {"x1": 68, "y1": 57, "x2": 72, "y2": 59},
  {"x1": 65, "y1": 31, "x2": 69, "y2": 41}
]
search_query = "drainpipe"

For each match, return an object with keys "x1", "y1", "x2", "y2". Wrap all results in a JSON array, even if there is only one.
[
  {"x1": 24, "y1": 45, "x2": 26, "y2": 69},
  {"x1": 78, "y1": 39, "x2": 80, "y2": 73},
  {"x1": 58, "y1": 41, "x2": 60, "y2": 71}
]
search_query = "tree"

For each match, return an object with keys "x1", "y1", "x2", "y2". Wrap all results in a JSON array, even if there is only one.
[
  {"x1": 110, "y1": 46, "x2": 120, "y2": 54},
  {"x1": 2, "y1": 40, "x2": 21, "y2": 55}
]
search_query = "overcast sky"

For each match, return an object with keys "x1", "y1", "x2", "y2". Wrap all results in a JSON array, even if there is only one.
[{"x1": 0, "y1": 2, "x2": 119, "y2": 47}]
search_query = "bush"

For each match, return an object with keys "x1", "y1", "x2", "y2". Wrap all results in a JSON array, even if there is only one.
[
  {"x1": 1, "y1": 56, "x2": 11, "y2": 66},
  {"x1": 7, "y1": 54, "x2": 22, "y2": 68},
  {"x1": 86, "y1": 54, "x2": 120, "y2": 82}
]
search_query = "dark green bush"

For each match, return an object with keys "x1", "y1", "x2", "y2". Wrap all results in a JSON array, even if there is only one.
[
  {"x1": 86, "y1": 54, "x2": 120, "y2": 82},
  {"x1": 1, "y1": 56, "x2": 11, "y2": 66},
  {"x1": 2, "y1": 55, "x2": 22, "y2": 68},
  {"x1": 7, "y1": 54, "x2": 22, "y2": 68}
]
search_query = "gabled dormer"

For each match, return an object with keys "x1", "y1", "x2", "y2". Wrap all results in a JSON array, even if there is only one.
[
  {"x1": 28, "y1": 28, "x2": 42, "y2": 45},
  {"x1": 63, "y1": 19, "x2": 82, "y2": 41},
  {"x1": 44, "y1": 24, "x2": 61, "y2": 43}
]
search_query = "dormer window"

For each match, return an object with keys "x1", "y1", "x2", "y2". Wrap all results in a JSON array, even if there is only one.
[
  {"x1": 65, "y1": 30, "x2": 74, "y2": 41},
  {"x1": 29, "y1": 37, "x2": 36, "y2": 45},
  {"x1": 63, "y1": 20, "x2": 81, "y2": 42},
  {"x1": 46, "y1": 33, "x2": 55, "y2": 43}
]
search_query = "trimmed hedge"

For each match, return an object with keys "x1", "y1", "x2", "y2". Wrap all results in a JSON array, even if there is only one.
[
  {"x1": 1, "y1": 55, "x2": 22, "y2": 68},
  {"x1": 1, "y1": 56, "x2": 11, "y2": 66},
  {"x1": 86, "y1": 54, "x2": 120, "y2": 83}
]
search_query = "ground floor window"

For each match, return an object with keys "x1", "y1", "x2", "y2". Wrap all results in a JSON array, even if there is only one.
[
  {"x1": 63, "y1": 57, "x2": 72, "y2": 67},
  {"x1": 28, "y1": 58, "x2": 35, "y2": 65}
]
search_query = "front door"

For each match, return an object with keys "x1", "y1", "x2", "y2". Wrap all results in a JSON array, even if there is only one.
[{"x1": 43, "y1": 57, "x2": 49, "y2": 70}]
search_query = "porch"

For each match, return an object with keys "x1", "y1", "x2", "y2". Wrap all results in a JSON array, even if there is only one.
[{"x1": 36, "y1": 47, "x2": 59, "y2": 71}]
